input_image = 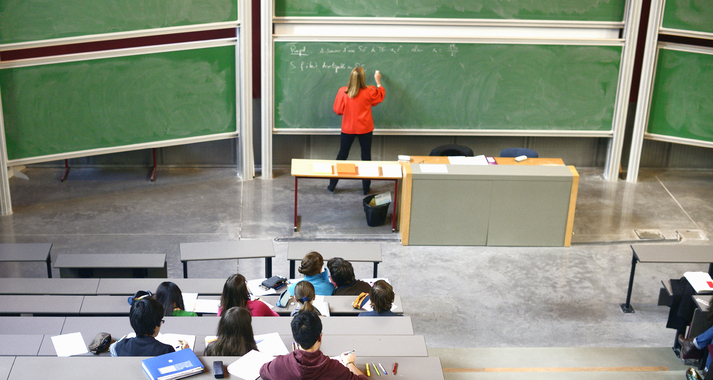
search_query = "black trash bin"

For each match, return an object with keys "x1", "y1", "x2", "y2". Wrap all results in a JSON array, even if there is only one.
[{"x1": 363, "y1": 195, "x2": 390, "y2": 227}]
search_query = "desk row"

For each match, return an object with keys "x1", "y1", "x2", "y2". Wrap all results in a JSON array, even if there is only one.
[{"x1": 0, "y1": 294, "x2": 403, "y2": 316}]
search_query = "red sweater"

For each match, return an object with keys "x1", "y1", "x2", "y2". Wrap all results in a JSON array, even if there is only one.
[
  {"x1": 217, "y1": 299, "x2": 278, "y2": 317},
  {"x1": 260, "y1": 349, "x2": 368, "y2": 380},
  {"x1": 333, "y1": 85, "x2": 385, "y2": 134}
]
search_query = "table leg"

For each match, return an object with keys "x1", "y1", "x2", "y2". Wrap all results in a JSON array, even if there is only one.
[
  {"x1": 373, "y1": 262, "x2": 379, "y2": 278},
  {"x1": 265, "y1": 257, "x2": 273, "y2": 278},
  {"x1": 182, "y1": 261, "x2": 188, "y2": 279},
  {"x1": 150, "y1": 148, "x2": 157, "y2": 182},
  {"x1": 294, "y1": 177, "x2": 298, "y2": 231},
  {"x1": 290, "y1": 260, "x2": 296, "y2": 279},
  {"x1": 392, "y1": 179, "x2": 398, "y2": 232},
  {"x1": 620, "y1": 253, "x2": 638, "y2": 313},
  {"x1": 60, "y1": 159, "x2": 70, "y2": 182}
]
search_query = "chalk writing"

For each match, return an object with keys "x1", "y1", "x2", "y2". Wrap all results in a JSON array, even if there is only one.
[{"x1": 290, "y1": 45, "x2": 308, "y2": 57}]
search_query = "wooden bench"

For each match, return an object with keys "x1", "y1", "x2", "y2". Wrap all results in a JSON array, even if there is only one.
[
  {"x1": 180, "y1": 240, "x2": 275, "y2": 278},
  {"x1": 287, "y1": 242, "x2": 382, "y2": 278},
  {"x1": 54, "y1": 253, "x2": 167, "y2": 278},
  {"x1": 0, "y1": 243, "x2": 53, "y2": 278},
  {"x1": 621, "y1": 244, "x2": 713, "y2": 313}
]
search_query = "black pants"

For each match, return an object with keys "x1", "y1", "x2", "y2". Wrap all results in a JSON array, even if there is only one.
[{"x1": 329, "y1": 132, "x2": 372, "y2": 192}]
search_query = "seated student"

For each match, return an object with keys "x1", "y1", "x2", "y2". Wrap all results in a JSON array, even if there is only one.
[
  {"x1": 205, "y1": 306, "x2": 258, "y2": 356},
  {"x1": 288, "y1": 251, "x2": 335, "y2": 296},
  {"x1": 359, "y1": 280, "x2": 400, "y2": 317},
  {"x1": 154, "y1": 281, "x2": 197, "y2": 317},
  {"x1": 259, "y1": 311, "x2": 367, "y2": 380},
  {"x1": 291, "y1": 281, "x2": 323, "y2": 317},
  {"x1": 327, "y1": 257, "x2": 372, "y2": 296},
  {"x1": 110, "y1": 297, "x2": 189, "y2": 356},
  {"x1": 219, "y1": 273, "x2": 279, "y2": 317}
]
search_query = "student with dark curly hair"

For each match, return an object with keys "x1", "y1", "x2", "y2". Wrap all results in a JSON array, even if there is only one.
[{"x1": 327, "y1": 257, "x2": 371, "y2": 296}]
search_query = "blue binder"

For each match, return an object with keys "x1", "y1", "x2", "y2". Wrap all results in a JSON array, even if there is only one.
[{"x1": 141, "y1": 348, "x2": 204, "y2": 380}]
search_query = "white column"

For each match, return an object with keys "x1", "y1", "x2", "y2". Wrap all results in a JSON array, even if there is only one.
[
  {"x1": 260, "y1": 0, "x2": 274, "y2": 179},
  {"x1": 237, "y1": 0, "x2": 255, "y2": 179},
  {"x1": 0, "y1": 86, "x2": 13, "y2": 215}
]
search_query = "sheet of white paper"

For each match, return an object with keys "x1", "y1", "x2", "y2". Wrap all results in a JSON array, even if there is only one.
[
  {"x1": 254, "y1": 332, "x2": 289, "y2": 356},
  {"x1": 248, "y1": 278, "x2": 277, "y2": 296},
  {"x1": 448, "y1": 155, "x2": 488, "y2": 165},
  {"x1": 227, "y1": 349, "x2": 274, "y2": 380},
  {"x1": 313, "y1": 301, "x2": 330, "y2": 317},
  {"x1": 312, "y1": 163, "x2": 333, "y2": 174},
  {"x1": 156, "y1": 333, "x2": 196, "y2": 351},
  {"x1": 193, "y1": 299, "x2": 220, "y2": 314},
  {"x1": 361, "y1": 278, "x2": 390, "y2": 286},
  {"x1": 314, "y1": 295, "x2": 325, "y2": 303},
  {"x1": 182, "y1": 292, "x2": 198, "y2": 313},
  {"x1": 419, "y1": 164, "x2": 448, "y2": 173},
  {"x1": 381, "y1": 164, "x2": 402, "y2": 178},
  {"x1": 51, "y1": 332, "x2": 88, "y2": 357},
  {"x1": 358, "y1": 162, "x2": 379, "y2": 177}
]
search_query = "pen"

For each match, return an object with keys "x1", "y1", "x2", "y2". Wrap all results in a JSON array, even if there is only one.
[
  {"x1": 393, "y1": 362, "x2": 398, "y2": 375},
  {"x1": 373, "y1": 363, "x2": 381, "y2": 376},
  {"x1": 378, "y1": 363, "x2": 387, "y2": 375},
  {"x1": 366, "y1": 362, "x2": 371, "y2": 376}
]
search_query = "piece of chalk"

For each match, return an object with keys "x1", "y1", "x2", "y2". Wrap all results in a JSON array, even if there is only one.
[
  {"x1": 398, "y1": 155, "x2": 410, "y2": 161},
  {"x1": 515, "y1": 155, "x2": 527, "y2": 162}
]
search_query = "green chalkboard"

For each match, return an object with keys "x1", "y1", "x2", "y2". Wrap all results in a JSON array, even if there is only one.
[
  {"x1": 647, "y1": 48, "x2": 713, "y2": 144},
  {"x1": 274, "y1": 42, "x2": 621, "y2": 132},
  {"x1": 0, "y1": 45, "x2": 236, "y2": 161},
  {"x1": 662, "y1": 0, "x2": 713, "y2": 35},
  {"x1": 275, "y1": 0, "x2": 625, "y2": 21},
  {"x1": 0, "y1": 0, "x2": 237, "y2": 45}
]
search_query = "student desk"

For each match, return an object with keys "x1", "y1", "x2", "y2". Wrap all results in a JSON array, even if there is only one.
[
  {"x1": 260, "y1": 294, "x2": 404, "y2": 316},
  {"x1": 0, "y1": 357, "x2": 13, "y2": 380},
  {"x1": 0, "y1": 243, "x2": 53, "y2": 278},
  {"x1": 287, "y1": 241, "x2": 382, "y2": 278},
  {"x1": 399, "y1": 156, "x2": 578, "y2": 247},
  {"x1": 291, "y1": 158, "x2": 402, "y2": 232},
  {"x1": 7, "y1": 356, "x2": 443, "y2": 380},
  {"x1": 621, "y1": 244, "x2": 713, "y2": 313},
  {"x1": 0, "y1": 295, "x2": 84, "y2": 316},
  {"x1": 179, "y1": 240, "x2": 275, "y2": 278},
  {"x1": 96, "y1": 278, "x2": 225, "y2": 295},
  {"x1": 0, "y1": 317, "x2": 66, "y2": 335},
  {"x1": 0, "y1": 278, "x2": 100, "y2": 295},
  {"x1": 54, "y1": 253, "x2": 167, "y2": 278},
  {"x1": 0, "y1": 335, "x2": 45, "y2": 356}
]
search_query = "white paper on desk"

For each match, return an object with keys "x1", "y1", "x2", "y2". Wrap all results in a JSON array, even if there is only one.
[
  {"x1": 313, "y1": 301, "x2": 330, "y2": 317},
  {"x1": 685, "y1": 272, "x2": 713, "y2": 294},
  {"x1": 448, "y1": 155, "x2": 488, "y2": 165},
  {"x1": 156, "y1": 333, "x2": 195, "y2": 351},
  {"x1": 312, "y1": 163, "x2": 333, "y2": 175},
  {"x1": 419, "y1": 164, "x2": 448, "y2": 173},
  {"x1": 381, "y1": 164, "x2": 402, "y2": 178},
  {"x1": 51, "y1": 332, "x2": 88, "y2": 357},
  {"x1": 358, "y1": 162, "x2": 379, "y2": 177},
  {"x1": 248, "y1": 278, "x2": 277, "y2": 296},
  {"x1": 182, "y1": 292, "x2": 198, "y2": 313},
  {"x1": 227, "y1": 349, "x2": 274, "y2": 380},
  {"x1": 255, "y1": 332, "x2": 289, "y2": 356},
  {"x1": 193, "y1": 299, "x2": 220, "y2": 313}
]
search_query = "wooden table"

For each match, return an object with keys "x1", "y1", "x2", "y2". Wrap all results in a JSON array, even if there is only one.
[
  {"x1": 180, "y1": 240, "x2": 275, "y2": 278},
  {"x1": 291, "y1": 158, "x2": 403, "y2": 232},
  {"x1": 287, "y1": 242, "x2": 382, "y2": 278},
  {"x1": 400, "y1": 156, "x2": 578, "y2": 247},
  {"x1": 621, "y1": 244, "x2": 713, "y2": 313},
  {"x1": 0, "y1": 243, "x2": 53, "y2": 278}
]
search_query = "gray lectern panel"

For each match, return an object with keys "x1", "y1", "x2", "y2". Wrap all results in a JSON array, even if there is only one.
[
  {"x1": 408, "y1": 179, "x2": 492, "y2": 246},
  {"x1": 488, "y1": 180, "x2": 572, "y2": 246}
]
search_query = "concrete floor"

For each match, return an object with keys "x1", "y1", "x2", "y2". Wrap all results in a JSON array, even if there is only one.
[{"x1": 2, "y1": 165, "x2": 712, "y2": 377}]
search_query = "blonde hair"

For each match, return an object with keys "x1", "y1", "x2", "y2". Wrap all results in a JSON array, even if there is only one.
[{"x1": 346, "y1": 66, "x2": 367, "y2": 98}]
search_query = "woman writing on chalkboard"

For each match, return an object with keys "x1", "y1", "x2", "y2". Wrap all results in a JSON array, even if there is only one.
[{"x1": 328, "y1": 66, "x2": 385, "y2": 195}]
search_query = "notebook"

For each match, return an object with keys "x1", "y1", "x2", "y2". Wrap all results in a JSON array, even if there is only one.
[{"x1": 141, "y1": 348, "x2": 204, "y2": 380}]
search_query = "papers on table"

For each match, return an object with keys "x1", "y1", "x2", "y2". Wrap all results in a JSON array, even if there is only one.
[
  {"x1": 156, "y1": 333, "x2": 196, "y2": 351},
  {"x1": 448, "y1": 155, "x2": 488, "y2": 165},
  {"x1": 419, "y1": 164, "x2": 448, "y2": 173},
  {"x1": 311, "y1": 295, "x2": 331, "y2": 317},
  {"x1": 181, "y1": 293, "x2": 198, "y2": 314},
  {"x1": 227, "y1": 349, "x2": 274, "y2": 380},
  {"x1": 51, "y1": 332, "x2": 88, "y2": 357},
  {"x1": 381, "y1": 164, "x2": 402, "y2": 178},
  {"x1": 248, "y1": 278, "x2": 278, "y2": 296},
  {"x1": 685, "y1": 272, "x2": 713, "y2": 293},
  {"x1": 358, "y1": 162, "x2": 379, "y2": 177},
  {"x1": 255, "y1": 332, "x2": 289, "y2": 356},
  {"x1": 312, "y1": 163, "x2": 333, "y2": 175},
  {"x1": 192, "y1": 299, "x2": 220, "y2": 314}
]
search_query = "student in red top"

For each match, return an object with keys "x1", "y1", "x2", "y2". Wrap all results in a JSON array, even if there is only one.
[{"x1": 328, "y1": 66, "x2": 385, "y2": 195}]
